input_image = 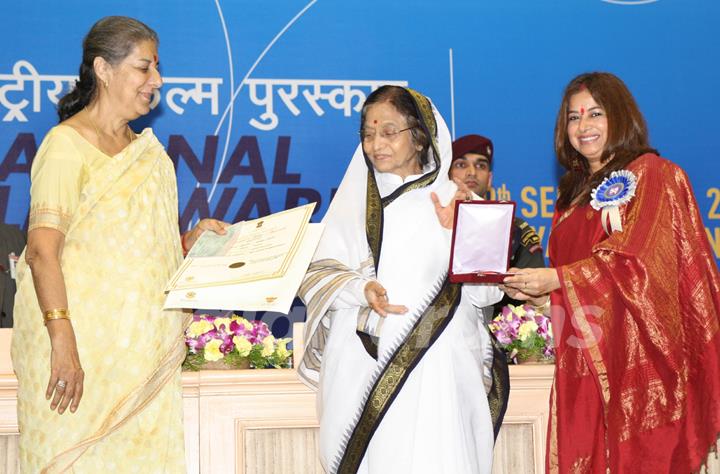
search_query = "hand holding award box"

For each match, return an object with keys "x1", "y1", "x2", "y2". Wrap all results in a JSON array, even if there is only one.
[
  {"x1": 448, "y1": 200, "x2": 516, "y2": 284},
  {"x1": 163, "y1": 203, "x2": 323, "y2": 314}
]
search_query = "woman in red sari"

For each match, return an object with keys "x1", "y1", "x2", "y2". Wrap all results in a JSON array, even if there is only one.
[{"x1": 503, "y1": 72, "x2": 720, "y2": 473}]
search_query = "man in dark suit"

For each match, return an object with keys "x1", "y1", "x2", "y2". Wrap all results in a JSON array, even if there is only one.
[{"x1": 0, "y1": 223, "x2": 26, "y2": 328}]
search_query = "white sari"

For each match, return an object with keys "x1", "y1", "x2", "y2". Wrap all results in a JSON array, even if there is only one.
[{"x1": 299, "y1": 91, "x2": 501, "y2": 474}]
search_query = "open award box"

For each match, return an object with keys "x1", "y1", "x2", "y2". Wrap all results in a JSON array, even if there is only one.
[{"x1": 449, "y1": 200, "x2": 516, "y2": 284}]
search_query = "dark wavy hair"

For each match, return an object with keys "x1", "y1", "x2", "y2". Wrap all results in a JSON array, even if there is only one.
[
  {"x1": 555, "y1": 72, "x2": 657, "y2": 210},
  {"x1": 57, "y1": 16, "x2": 158, "y2": 122},
  {"x1": 359, "y1": 85, "x2": 433, "y2": 167}
]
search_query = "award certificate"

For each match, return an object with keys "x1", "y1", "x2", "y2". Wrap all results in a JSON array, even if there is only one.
[
  {"x1": 165, "y1": 203, "x2": 315, "y2": 291},
  {"x1": 163, "y1": 223, "x2": 324, "y2": 314}
]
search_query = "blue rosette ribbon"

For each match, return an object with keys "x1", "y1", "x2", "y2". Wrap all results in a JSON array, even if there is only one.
[{"x1": 590, "y1": 170, "x2": 638, "y2": 234}]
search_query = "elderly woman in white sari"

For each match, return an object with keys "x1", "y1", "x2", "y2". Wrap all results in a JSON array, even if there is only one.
[{"x1": 298, "y1": 86, "x2": 506, "y2": 474}]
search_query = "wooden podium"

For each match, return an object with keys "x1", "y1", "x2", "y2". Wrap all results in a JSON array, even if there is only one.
[{"x1": 0, "y1": 325, "x2": 554, "y2": 473}]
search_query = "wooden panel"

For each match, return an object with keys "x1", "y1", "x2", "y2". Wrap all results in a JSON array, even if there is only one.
[
  {"x1": 1, "y1": 326, "x2": 560, "y2": 474},
  {"x1": 182, "y1": 380, "x2": 200, "y2": 474},
  {"x1": 0, "y1": 330, "x2": 19, "y2": 474},
  {"x1": 0, "y1": 330, "x2": 12, "y2": 374},
  {"x1": 493, "y1": 423, "x2": 536, "y2": 474},
  {"x1": 244, "y1": 427, "x2": 323, "y2": 474},
  {"x1": 193, "y1": 370, "x2": 318, "y2": 473},
  {"x1": 0, "y1": 434, "x2": 20, "y2": 474}
]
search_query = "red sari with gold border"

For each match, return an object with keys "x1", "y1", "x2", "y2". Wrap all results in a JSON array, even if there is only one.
[{"x1": 546, "y1": 154, "x2": 720, "y2": 473}]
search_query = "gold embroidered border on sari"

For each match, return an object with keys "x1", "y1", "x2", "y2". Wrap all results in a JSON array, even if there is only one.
[
  {"x1": 331, "y1": 88, "x2": 484, "y2": 472},
  {"x1": 363, "y1": 89, "x2": 441, "y2": 268},
  {"x1": 335, "y1": 279, "x2": 461, "y2": 474},
  {"x1": 28, "y1": 206, "x2": 74, "y2": 234},
  {"x1": 487, "y1": 337, "x2": 510, "y2": 439}
]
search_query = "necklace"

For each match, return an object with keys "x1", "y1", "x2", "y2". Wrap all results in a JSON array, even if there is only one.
[{"x1": 85, "y1": 108, "x2": 134, "y2": 152}]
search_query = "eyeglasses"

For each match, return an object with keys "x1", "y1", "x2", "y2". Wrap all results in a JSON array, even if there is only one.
[{"x1": 359, "y1": 126, "x2": 415, "y2": 143}]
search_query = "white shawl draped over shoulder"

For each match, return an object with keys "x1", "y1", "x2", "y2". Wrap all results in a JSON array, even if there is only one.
[{"x1": 298, "y1": 96, "x2": 501, "y2": 474}]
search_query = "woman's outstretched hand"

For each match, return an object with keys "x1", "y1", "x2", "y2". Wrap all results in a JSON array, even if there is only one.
[
  {"x1": 431, "y1": 178, "x2": 473, "y2": 229},
  {"x1": 364, "y1": 280, "x2": 408, "y2": 317}
]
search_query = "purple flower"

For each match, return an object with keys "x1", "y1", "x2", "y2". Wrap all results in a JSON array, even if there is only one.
[
  {"x1": 196, "y1": 329, "x2": 219, "y2": 350},
  {"x1": 230, "y1": 320, "x2": 253, "y2": 338},
  {"x1": 186, "y1": 338, "x2": 200, "y2": 353},
  {"x1": 219, "y1": 333, "x2": 235, "y2": 354},
  {"x1": 534, "y1": 314, "x2": 549, "y2": 328},
  {"x1": 495, "y1": 329, "x2": 512, "y2": 345},
  {"x1": 506, "y1": 319, "x2": 520, "y2": 339},
  {"x1": 248, "y1": 320, "x2": 270, "y2": 344}
]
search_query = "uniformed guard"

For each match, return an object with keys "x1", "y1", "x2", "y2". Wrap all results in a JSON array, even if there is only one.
[
  {"x1": 449, "y1": 134, "x2": 546, "y2": 319},
  {"x1": 449, "y1": 134, "x2": 547, "y2": 437}
]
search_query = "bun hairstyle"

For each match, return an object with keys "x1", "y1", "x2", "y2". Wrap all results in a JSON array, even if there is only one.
[{"x1": 57, "y1": 16, "x2": 158, "y2": 122}]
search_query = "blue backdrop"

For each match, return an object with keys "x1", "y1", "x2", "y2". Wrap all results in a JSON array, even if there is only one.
[{"x1": 3, "y1": 0, "x2": 719, "y2": 335}]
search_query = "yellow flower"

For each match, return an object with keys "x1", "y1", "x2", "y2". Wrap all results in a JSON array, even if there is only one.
[
  {"x1": 187, "y1": 320, "x2": 214, "y2": 338},
  {"x1": 204, "y1": 339, "x2": 224, "y2": 361},
  {"x1": 213, "y1": 317, "x2": 232, "y2": 330},
  {"x1": 261, "y1": 335, "x2": 276, "y2": 357},
  {"x1": 231, "y1": 315, "x2": 253, "y2": 330},
  {"x1": 276, "y1": 338, "x2": 291, "y2": 359},
  {"x1": 518, "y1": 321, "x2": 539, "y2": 342},
  {"x1": 233, "y1": 336, "x2": 252, "y2": 357},
  {"x1": 512, "y1": 304, "x2": 527, "y2": 317}
]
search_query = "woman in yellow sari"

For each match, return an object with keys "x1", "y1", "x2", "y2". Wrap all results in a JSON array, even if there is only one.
[{"x1": 11, "y1": 16, "x2": 226, "y2": 472}]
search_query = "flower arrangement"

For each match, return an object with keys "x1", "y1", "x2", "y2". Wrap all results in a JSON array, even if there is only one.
[
  {"x1": 183, "y1": 313, "x2": 292, "y2": 371},
  {"x1": 488, "y1": 304, "x2": 554, "y2": 363}
]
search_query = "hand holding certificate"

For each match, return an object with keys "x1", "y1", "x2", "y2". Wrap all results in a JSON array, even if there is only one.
[{"x1": 163, "y1": 203, "x2": 323, "y2": 313}]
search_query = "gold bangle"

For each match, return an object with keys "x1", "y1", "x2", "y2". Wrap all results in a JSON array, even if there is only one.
[{"x1": 43, "y1": 308, "x2": 70, "y2": 324}]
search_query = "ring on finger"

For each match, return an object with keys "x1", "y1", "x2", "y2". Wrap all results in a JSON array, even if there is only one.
[{"x1": 56, "y1": 380, "x2": 67, "y2": 390}]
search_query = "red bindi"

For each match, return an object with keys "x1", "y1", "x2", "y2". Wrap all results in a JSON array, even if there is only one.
[
  {"x1": 373, "y1": 119, "x2": 378, "y2": 124},
  {"x1": 580, "y1": 107, "x2": 585, "y2": 115}
]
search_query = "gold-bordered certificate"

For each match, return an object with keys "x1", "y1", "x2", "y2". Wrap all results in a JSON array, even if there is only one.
[
  {"x1": 163, "y1": 223, "x2": 323, "y2": 313},
  {"x1": 165, "y1": 203, "x2": 315, "y2": 291}
]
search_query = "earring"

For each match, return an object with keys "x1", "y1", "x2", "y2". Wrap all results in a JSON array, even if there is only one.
[{"x1": 103, "y1": 80, "x2": 108, "y2": 88}]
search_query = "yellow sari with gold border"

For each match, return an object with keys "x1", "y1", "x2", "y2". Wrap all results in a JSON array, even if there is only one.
[{"x1": 11, "y1": 125, "x2": 188, "y2": 473}]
